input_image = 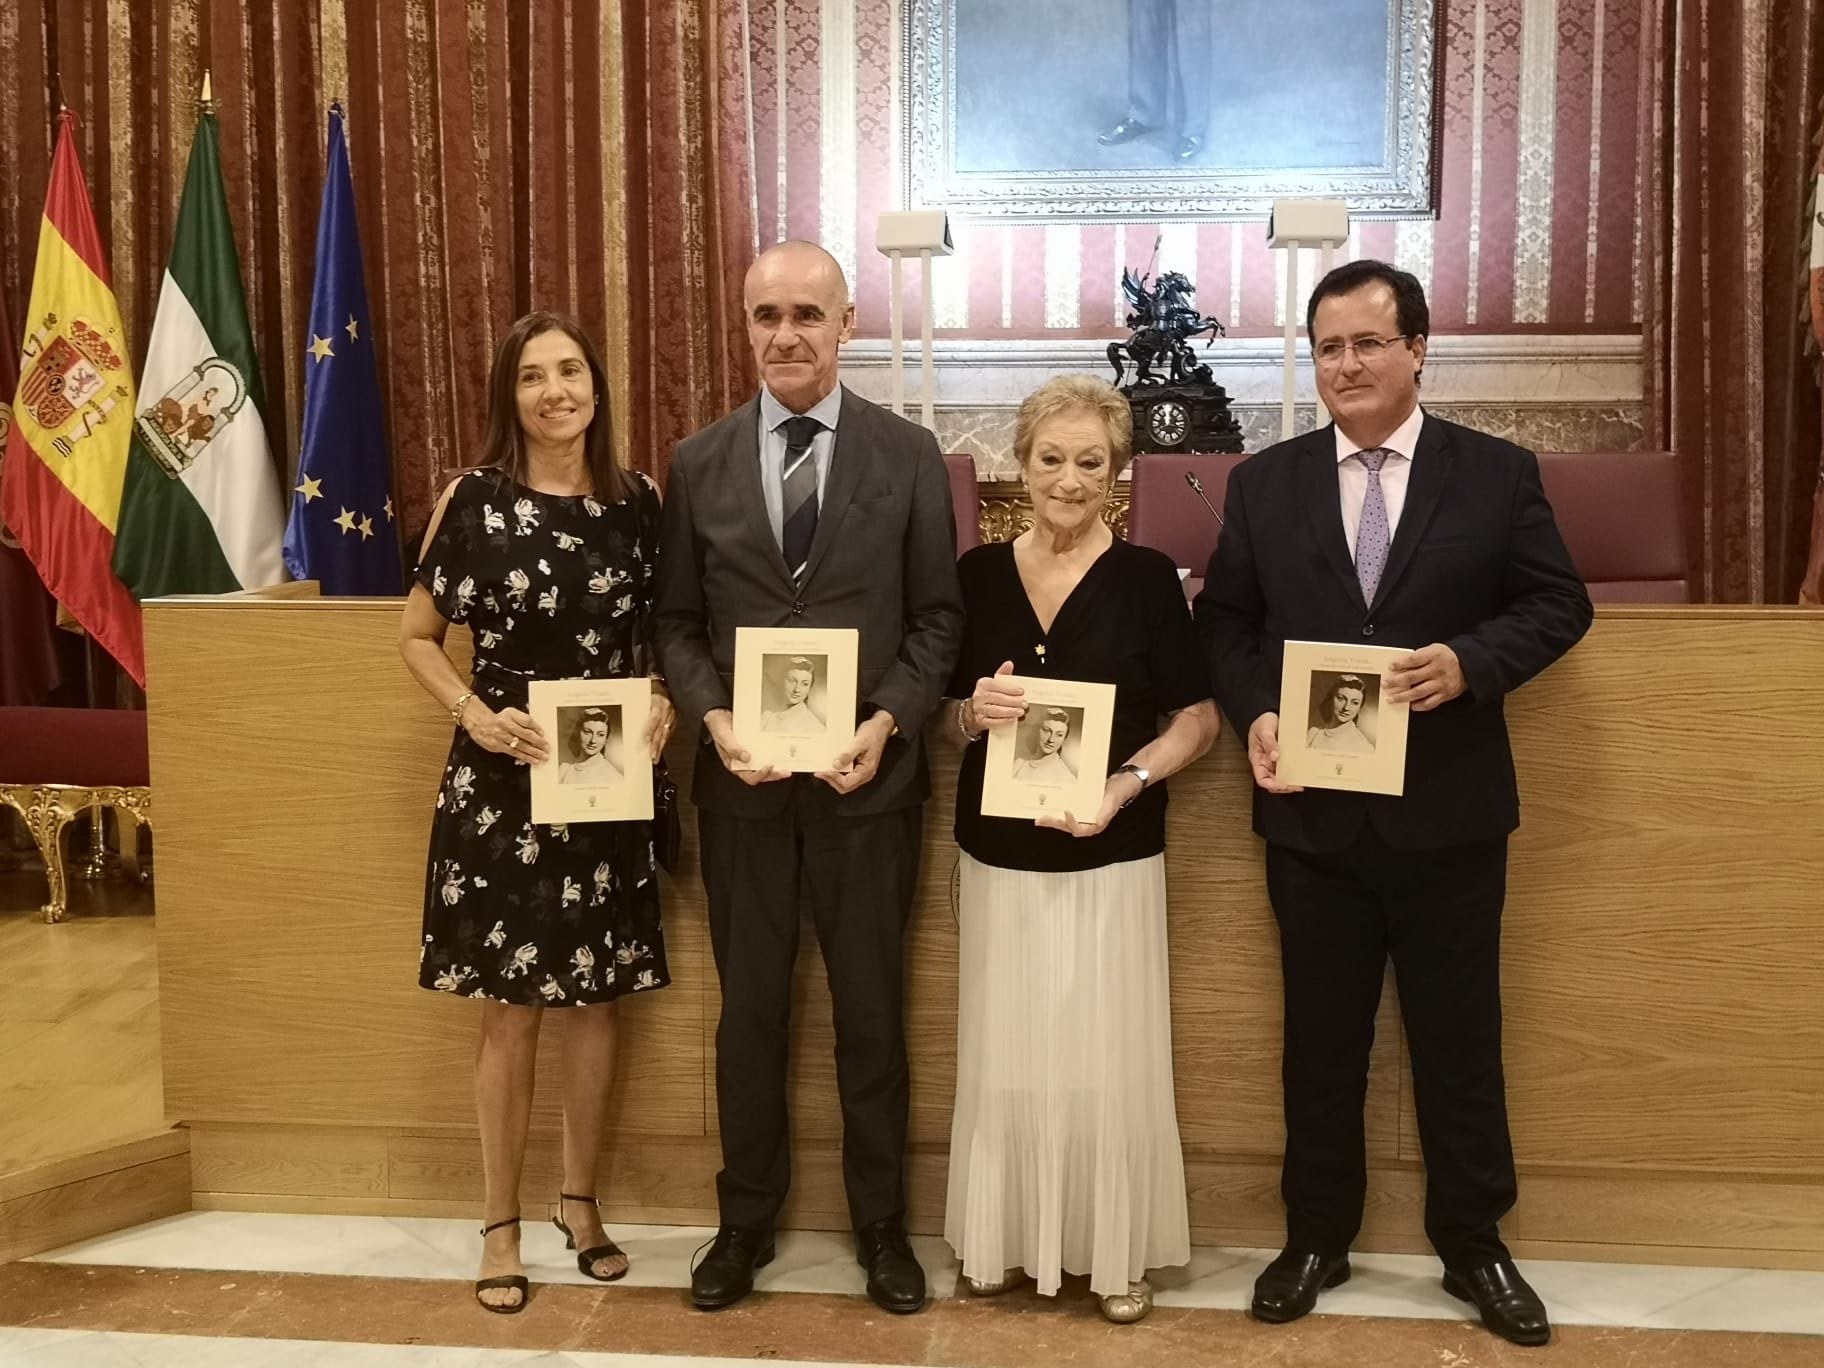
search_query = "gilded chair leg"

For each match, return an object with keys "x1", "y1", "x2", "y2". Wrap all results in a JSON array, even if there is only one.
[
  {"x1": 13, "y1": 786, "x2": 73, "y2": 924},
  {"x1": 41, "y1": 810, "x2": 76, "y2": 925}
]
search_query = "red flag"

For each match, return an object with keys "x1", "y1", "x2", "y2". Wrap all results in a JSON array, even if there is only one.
[
  {"x1": 0, "y1": 112, "x2": 142, "y2": 682},
  {"x1": 0, "y1": 286, "x2": 64, "y2": 704}
]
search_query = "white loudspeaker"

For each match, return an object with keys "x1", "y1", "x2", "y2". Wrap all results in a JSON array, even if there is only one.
[{"x1": 875, "y1": 211, "x2": 954, "y2": 430}]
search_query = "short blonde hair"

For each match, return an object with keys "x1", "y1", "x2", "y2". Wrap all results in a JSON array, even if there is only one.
[{"x1": 1012, "y1": 375, "x2": 1134, "y2": 478}]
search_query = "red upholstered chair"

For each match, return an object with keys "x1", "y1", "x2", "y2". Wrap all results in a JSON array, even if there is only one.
[
  {"x1": 944, "y1": 453, "x2": 981, "y2": 554},
  {"x1": 1125, "y1": 453, "x2": 1252, "y2": 598},
  {"x1": 0, "y1": 707, "x2": 152, "y2": 923},
  {"x1": 1536, "y1": 451, "x2": 1691, "y2": 602}
]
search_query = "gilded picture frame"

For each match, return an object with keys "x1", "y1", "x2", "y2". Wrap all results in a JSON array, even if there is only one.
[{"x1": 904, "y1": 0, "x2": 1444, "y2": 221}]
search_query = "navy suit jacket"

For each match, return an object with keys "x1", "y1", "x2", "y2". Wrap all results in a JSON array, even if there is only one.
[{"x1": 1192, "y1": 415, "x2": 1593, "y2": 853}]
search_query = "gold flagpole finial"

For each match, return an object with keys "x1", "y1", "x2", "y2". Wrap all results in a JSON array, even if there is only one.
[{"x1": 200, "y1": 69, "x2": 214, "y2": 111}]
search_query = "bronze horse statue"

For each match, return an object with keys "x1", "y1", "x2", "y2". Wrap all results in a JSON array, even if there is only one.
[{"x1": 1107, "y1": 268, "x2": 1224, "y2": 387}]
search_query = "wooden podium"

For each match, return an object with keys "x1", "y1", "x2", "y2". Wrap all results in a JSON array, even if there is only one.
[{"x1": 142, "y1": 596, "x2": 1824, "y2": 1267}]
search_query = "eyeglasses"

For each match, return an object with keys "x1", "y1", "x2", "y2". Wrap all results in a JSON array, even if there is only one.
[{"x1": 1313, "y1": 334, "x2": 1413, "y2": 365}]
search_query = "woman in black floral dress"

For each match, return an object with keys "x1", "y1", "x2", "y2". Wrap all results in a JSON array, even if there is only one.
[{"x1": 401, "y1": 312, "x2": 673, "y2": 1313}]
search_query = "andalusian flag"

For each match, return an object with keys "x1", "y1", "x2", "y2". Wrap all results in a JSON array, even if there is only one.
[
  {"x1": 0, "y1": 110, "x2": 142, "y2": 684},
  {"x1": 114, "y1": 101, "x2": 286, "y2": 600}
]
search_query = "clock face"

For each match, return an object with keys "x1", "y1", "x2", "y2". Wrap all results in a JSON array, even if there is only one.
[{"x1": 1147, "y1": 399, "x2": 1189, "y2": 447}]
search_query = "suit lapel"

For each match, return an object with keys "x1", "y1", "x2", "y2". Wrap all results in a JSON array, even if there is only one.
[
  {"x1": 728, "y1": 396, "x2": 796, "y2": 590},
  {"x1": 1300, "y1": 425, "x2": 1365, "y2": 608},
  {"x1": 799, "y1": 386, "x2": 865, "y2": 589},
  {"x1": 1369, "y1": 413, "x2": 1454, "y2": 613}
]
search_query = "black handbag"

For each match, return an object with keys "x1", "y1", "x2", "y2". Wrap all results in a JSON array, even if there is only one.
[{"x1": 652, "y1": 760, "x2": 681, "y2": 873}]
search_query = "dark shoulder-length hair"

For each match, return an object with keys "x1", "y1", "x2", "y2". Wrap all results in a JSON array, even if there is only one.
[{"x1": 478, "y1": 311, "x2": 636, "y2": 504}]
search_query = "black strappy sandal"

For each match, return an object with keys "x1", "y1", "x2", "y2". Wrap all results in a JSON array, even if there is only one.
[
  {"x1": 474, "y1": 1216, "x2": 530, "y2": 1313},
  {"x1": 553, "y1": 1192, "x2": 629, "y2": 1282}
]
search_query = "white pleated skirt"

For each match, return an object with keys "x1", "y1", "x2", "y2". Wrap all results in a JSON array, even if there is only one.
[{"x1": 944, "y1": 852, "x2": 1191, "y2": 1297}]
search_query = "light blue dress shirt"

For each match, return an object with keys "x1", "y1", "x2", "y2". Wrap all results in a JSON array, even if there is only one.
[{"x1": 757, "y1": 383, "x2": 843, "y2": 551}]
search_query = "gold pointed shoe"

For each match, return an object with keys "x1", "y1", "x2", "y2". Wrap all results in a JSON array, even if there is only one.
[
  {"x1": 1098, "y1": 1278, "x2": 1154, "y2": 1324},
  {"x1": 964, "y1": 1268, "x2": 1025, "y2": 1296}
]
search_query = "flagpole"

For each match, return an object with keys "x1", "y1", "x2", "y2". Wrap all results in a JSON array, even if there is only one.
[{"x1": 76, "y1": 639, "x2": 119, "y2": 883}]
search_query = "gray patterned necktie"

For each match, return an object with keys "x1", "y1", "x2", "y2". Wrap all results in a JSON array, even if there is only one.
[
  {"x1": 779, "y1": 414, "x2": 822, "y2": 579},
  {"x1": 1354, "y1": 447, "x2": 1392, "y2": 604}
]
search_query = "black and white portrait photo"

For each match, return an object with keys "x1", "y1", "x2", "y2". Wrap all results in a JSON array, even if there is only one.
[
  {"x1": 556, "y1": 705, "x2": 626, "y2": 786},
  {"x1": 1305, "y1": 672, "x2": 1379, "y2": 756},
  {"x1": 1010, "y1": 706, "x2": 1084, "y2": 784},
  {"x1": 759, "y1": 654, "x2": 828, "y2": 736}
]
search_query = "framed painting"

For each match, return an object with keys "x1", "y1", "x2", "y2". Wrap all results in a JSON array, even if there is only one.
[{"x1": 904, "y1": 0, "x2": 1443, "y2": 221}]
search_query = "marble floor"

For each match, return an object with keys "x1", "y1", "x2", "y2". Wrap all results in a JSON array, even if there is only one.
[
  {"x1": 0, "y1": 1213, "x2": 1820, "y2": 1366},
  {"x1": 21, "y1": 1211, "x2": 1824, "y2": 1336}
]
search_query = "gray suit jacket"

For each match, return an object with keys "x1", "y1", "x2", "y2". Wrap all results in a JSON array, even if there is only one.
[{"x1": 653, "y1": 387, "x2": 965, "y2": 818}]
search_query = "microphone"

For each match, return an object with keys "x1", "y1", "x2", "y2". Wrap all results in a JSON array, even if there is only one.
[{"x1": 1185, "y1": 471, "x2": 1224, "y2": 527}]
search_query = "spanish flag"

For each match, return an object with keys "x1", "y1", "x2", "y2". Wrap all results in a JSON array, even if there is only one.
[{"x1": 0, "y1": 111, "x2": 142, "y2": 683}]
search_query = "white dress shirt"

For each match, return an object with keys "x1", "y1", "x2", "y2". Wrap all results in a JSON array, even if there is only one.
[
  {"x1": 1335, "y1": 405, "x2": 1425, "y2": 559},
  {"x1": 758, "y1": 383, "x2": 843, "y2": 550}
]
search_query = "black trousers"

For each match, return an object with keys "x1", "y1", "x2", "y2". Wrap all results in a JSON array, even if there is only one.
[
  {"x1": 698, "y1": 790, "x2": 922, "y2": 1234},
  {"x1": 1265, "y1": 826, "x2": 1518, "y2": 1270}
]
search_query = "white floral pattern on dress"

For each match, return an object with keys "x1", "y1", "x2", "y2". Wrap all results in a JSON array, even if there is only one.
[
  {"x1": 448, "y1": 766, "x2": 476, "y2": 811},
  {"x1": 415, "y1": 473, "x2": 669, "y2": 1007}
]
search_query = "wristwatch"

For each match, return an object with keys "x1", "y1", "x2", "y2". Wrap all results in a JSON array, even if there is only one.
[{"x1": 1114, "y1": 763, "x2": 1150, "y2": 808}]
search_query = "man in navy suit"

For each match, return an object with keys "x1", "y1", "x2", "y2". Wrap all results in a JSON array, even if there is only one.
[{"x1": 1194, "y1": 260, "x2": 1592, "y2": 1348}]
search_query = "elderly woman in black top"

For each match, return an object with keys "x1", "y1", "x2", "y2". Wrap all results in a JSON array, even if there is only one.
[{"x1": 940, "y1": 375, "x2": 1219, "y2": 1323}]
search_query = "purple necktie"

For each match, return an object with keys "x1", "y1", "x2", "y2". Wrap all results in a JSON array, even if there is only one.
[{"x1": 1354, "y1": 447, "x2": 1391, "y2": 604}]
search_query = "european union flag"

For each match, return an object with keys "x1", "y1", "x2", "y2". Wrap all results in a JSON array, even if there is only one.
[{"x1": 282, "y1": 103, "x2": 400, "y2": 594}]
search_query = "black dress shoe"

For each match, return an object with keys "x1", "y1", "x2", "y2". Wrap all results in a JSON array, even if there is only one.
[
  {"x1": 1443, "y1": 1259, "x2": 1552, "y2": 1346},
  {"x1": 855, "y1": 1218, "x2": 926, "y2": 1314},
  {"x1": 1175, "y1": 135, "x2": 1204, "y2": 160},
  {"x1": 690, "y1": 1225, "x2": 775, "y2": 1310},
  {"x1": 1250, "y1": 1248, "x2": 1351, "y2": 1323},
  {"x1": 1098, "y1": 118, "x2": 1152, "y2": 146}
]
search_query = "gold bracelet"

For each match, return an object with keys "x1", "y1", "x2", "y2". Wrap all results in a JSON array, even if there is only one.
[{"x1": 450, "y1": 689, "x2": 476, "y2": 725}]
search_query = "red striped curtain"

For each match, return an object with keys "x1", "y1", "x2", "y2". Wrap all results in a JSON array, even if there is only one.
[
  {"x1": 1638, "y1": 0, "x2": 1824, "y2": 603},
  {"x1": 0, "y1": 0, "x2": 757, "y2": 547}
]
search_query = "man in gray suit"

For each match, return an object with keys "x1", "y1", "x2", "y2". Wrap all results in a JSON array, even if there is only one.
[{"x1": 654, "y1": 240, "x2": 964, "y2": 1315}]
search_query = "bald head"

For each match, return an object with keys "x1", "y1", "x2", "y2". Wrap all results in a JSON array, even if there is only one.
[
  {"x1": 744, "y1": 240, "x2": 855, "y2": 413},
  {"x1": 745, "y1": 240, "x2": 849, "y2": 307}
]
